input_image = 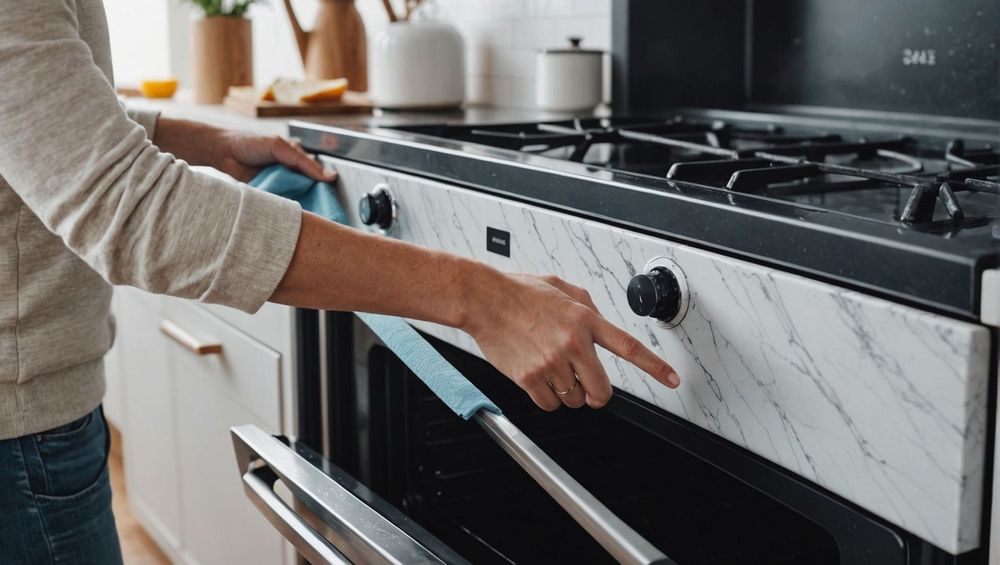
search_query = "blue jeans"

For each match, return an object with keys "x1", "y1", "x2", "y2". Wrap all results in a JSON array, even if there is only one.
[{"x1": 0, "y1": 407, "x2": 123, "y2": 564}]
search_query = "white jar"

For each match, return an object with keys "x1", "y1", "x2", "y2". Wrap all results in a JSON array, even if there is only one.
[
  {"x1": 370, "y1": 17, "x2": 465, "y2": 109},
  {"x1": 536, "y1": 37, "x2": 604, "y2": 112}
]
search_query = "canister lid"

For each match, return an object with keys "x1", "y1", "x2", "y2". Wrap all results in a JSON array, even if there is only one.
[{"x1": 539, "y1": 36, "x2": 605, "y2": 55}]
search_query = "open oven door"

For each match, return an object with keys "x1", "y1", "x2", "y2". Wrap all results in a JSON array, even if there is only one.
[{"x1": 232, "y1": 404, "x2": 675, "y2": 565}]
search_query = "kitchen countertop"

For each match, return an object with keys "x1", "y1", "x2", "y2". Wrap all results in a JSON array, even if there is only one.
[{"x1": 125, "y1": 91, "x2": 593, "y2": 137}]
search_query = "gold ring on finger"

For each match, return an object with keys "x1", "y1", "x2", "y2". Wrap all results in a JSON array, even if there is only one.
[{"x1": 547, "y1": 376, "x2": 579, "y2": 396}]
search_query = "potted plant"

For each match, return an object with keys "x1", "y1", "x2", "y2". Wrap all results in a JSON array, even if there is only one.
[{"x1": 184, "y1": 0, "x2": 257, "y2": 103}]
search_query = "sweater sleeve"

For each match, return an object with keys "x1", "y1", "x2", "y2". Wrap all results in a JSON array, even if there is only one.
[
  {"x1": 0, "y1": 0, "x2": 302, "y2": 313},
  {"x1": 126, "y1": 106, "x2": 160, "y2": 139}
]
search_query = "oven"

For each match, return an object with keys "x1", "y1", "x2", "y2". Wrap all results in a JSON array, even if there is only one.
[{"x1": 229, "y1": 150, "x2": 986, "y2": 564}]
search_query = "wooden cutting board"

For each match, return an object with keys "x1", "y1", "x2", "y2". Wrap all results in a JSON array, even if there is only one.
[{"x1": 223, "y1": 86, "x2": 373, "y2": 117}]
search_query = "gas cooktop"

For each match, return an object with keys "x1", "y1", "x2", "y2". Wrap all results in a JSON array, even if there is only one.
[
  {"x1": 394, "y1": 115, "x2": 1000, "y2": 240},
  {"x1": 292, "y1": 110, "x2": 1000, "y2": 319}
]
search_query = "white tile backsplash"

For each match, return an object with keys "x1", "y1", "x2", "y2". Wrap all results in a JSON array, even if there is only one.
[
  {"x1": 464, "y1": 48, "x2": 492, "y2": 78},
  {"x1": 505, "y1": 76, "x2": 539, "y2": 108},
  {"x1": 462, "y1": 19, "x2": 514, "y2": 48},
  {"x1": 510, "y1": 18, "x2": 562, "y2": 49},
  {"x1": 526, "y1": 0, "x2": 576, "y2": 18},
  {"x1": 572, "y1": 0, "x2": 611, "y2": 17},
  {"x1": 433, "y1": 0, "x2": 612, "y2": 108},
  {"x1": 493, "y1": 48, "x2": 535, "y2": 78}
]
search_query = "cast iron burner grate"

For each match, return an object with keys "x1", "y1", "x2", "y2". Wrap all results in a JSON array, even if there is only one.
[
  {"x1": 421, "y1": 117, "x2": 999, "y2": 229},
  {"x1": 741, "y1": 144, "x2": 1000, "y2": 225}
]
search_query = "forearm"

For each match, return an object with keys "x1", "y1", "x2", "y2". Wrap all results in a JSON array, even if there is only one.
[
  {"x1": 151, "y1": 117, "x2": 224, "y2": 166},
  {"x1": 270, "y1": 211, "x2": 489, "y2": 329}
]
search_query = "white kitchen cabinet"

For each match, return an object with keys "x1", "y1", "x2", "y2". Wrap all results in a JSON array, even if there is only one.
[
  {"x1": 108, "y1": 290, "x2": 294, "y2": 565},
  {"x1": 115, "y1": 288, "x2": 183, "y2": 558},
  {"x1": 174, "y1": 362, "x2": 285, "y2": 565},
  {"x1": 162, "y1": 301, "x2": 283, "y2": 430},
  {"x1": 162, "y1": 299, "x2": 285, "y2": 565}
]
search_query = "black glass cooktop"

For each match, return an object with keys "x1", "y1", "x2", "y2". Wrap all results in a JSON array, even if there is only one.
[{"x1": 394, "y1": 116, "x2": 1000, "y2": 240}]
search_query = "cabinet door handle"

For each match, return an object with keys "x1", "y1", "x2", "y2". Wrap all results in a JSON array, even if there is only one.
[{"x1": 159, "y1": 320, "x2": 223, "y2": 355}]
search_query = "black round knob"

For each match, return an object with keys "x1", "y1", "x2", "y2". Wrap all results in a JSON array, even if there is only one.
[
  {"x1": 359, "y1": 189, "x2": 393, "y2": 229},
  {"x1": 627, "y1": 267, "x2": 682, "y2": 322}
]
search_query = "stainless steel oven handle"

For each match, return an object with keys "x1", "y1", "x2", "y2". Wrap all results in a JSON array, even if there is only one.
[
  {"x1": 232, "y1": 425, "x2": 446, "y2": 565},
  {"x1": 475, "y1": 410, "x2": 677, "y2": 565},
  {"x1": 242, "y1": 470, "x2": 350, "y2": 565}
]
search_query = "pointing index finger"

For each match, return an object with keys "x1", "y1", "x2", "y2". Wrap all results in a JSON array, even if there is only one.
[{"x1": 589, "y1": 315, "x2": 680, "y2": 389}]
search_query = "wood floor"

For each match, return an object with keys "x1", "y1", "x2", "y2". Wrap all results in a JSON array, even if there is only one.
[{"x1": 109, "y1": 426, "x2": 171, "y2": 565}]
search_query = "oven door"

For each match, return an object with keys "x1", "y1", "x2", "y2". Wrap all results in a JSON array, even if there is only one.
[
  {"x1": 232, "y1": 312, "x2": 671, "y2": 564},
  {"x1": 237, "y1": 310, "x2": 937, "y2": 565}
]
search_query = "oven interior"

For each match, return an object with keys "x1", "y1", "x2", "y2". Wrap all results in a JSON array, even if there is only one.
[{"x1": 295, "y1": 313, "x2": 954, "y2": 565}]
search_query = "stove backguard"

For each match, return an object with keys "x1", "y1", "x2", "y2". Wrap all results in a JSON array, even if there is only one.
[{"x1": 613, "y1": 0, "x2": 1000, "y2": 122}]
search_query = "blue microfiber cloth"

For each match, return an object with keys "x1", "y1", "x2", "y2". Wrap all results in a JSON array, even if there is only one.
[
  {"x1": 250, "y1": 164, "x2": 348, "y2": 225},
  {"x1": 356, "y1": 313, "x2": 501, "y2": 419},
  {"x1": 249, "y1": 165, "x2": 501, "y2": 419}
]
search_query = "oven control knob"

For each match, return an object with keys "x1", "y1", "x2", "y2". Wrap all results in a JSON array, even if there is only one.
[
  {"x1": 359, "y1": 186, "x2": 395, "y2": 230},
  {"x1": 627, "y1": 267, "x2": 682, "y2": 322}
]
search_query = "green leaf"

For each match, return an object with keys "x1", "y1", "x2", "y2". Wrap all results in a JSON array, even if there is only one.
[{"x1": 179, "y1": 0, "x2": 260, "y2": 17}]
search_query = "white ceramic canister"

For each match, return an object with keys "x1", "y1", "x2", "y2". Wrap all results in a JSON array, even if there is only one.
[
  {"x1": 370, "y1": 2, "x2": 465, "y2": 109},
  {"x1": 536, "y1": 37, "x2": 604, "y2": 112}
]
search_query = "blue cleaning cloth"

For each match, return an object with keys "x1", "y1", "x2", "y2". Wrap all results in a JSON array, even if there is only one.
[
  {"x1": 356, "y1": 313, "x2": 501, "y2": 419},
  {"x1": 250, "y1": 164, "x2": 348, "y2": 224},
  {"x1": 249, "y1": 165, "x2": 501, "y2": 420}
]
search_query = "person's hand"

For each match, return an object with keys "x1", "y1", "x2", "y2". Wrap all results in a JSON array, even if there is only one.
[
  {"x1": 150, "y1": 118, "x2": 336, "y2": 183},
  {"x1": 463, "y1": 272, "x2": 680, "y2": 411},
  {"x1": 214, "y1": 130, "x2": 337, "y2": 183}
]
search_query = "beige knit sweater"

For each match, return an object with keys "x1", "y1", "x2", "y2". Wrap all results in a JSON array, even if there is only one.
[{"x1": 0, "y1": 0, "x2": 303, "y2": 439}]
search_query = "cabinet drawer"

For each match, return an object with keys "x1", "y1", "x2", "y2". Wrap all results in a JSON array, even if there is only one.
[
  {"x1": 200, "y1": 302, "x2": 293, "y2": 354},
  {"x1": 161, "y1": 300, "x2": 281, "y2": 430}
]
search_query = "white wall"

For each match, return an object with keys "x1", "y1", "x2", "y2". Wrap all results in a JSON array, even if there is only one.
[
  {"x1": 440, "y1": 0, "x2": 611, "y2": 107},
  {"x1": 105, "y1": 0, "x2": 611, "y2": 108},
  {"x1": 104, "y1": 0, "x2": 171, "y2": 84}
]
